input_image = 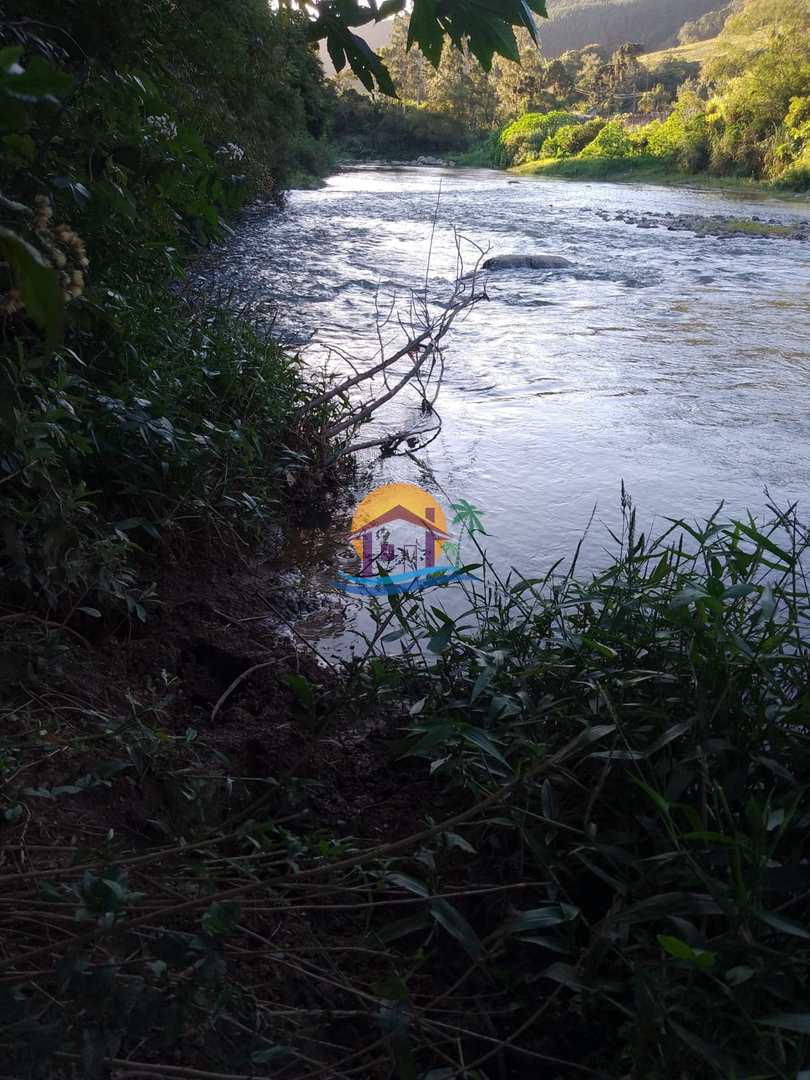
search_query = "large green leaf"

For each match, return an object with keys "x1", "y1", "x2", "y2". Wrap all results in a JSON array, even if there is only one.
[
  {"x1": 0, "y1": 227, "x2": 65, "y2": 345},
  {"x1": 759, "y1": 1014, "x2": 810, "y2": 1035},
  {"x1": 301, "y1": 0, "x2": 548, "y2": 94},
  {"x1": 1, "y1": 55, "x2": 73, "y2": 102},
  {"x1": 430, "y1": 898, "x2": 481, "y2": 960}
]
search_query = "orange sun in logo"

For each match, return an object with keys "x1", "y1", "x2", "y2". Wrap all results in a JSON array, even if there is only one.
[{"x1": 348, "y1": 482, "x2": 449, "y2": 562}]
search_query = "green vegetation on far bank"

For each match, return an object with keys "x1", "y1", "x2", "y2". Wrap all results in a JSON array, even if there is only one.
[
  {"x1": 514, "y1": 152, "x2": 701, "y2": 181},
  {"x1": 479, "y1": 0, "x2": 810, "y2": 193},
  {"x1": 511, "y1": 154, "x2": 810, "y2": 201},
  {"x1": 337, "y1": 0, "x2": 810, "y2": 190}
]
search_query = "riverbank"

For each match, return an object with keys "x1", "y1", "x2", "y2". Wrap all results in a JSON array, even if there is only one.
[
  {"x1": 4, "y1": 496, "x2": 809, "y2": 1078},
  {"x1": 3, "y1": 162, "x2": 810, "y2": 1072},
  {"x1": 510, "y1": 153, "x2": 810, "y2": 197}
]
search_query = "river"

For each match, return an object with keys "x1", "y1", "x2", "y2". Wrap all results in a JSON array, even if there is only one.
[{"x1": 212, "y1": 167, "x2": 810, "y2": 651}]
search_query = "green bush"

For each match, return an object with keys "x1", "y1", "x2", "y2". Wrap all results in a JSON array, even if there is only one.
[
  {"x1": 578, "y1": 118, "x2": 637, "y2": 159},
  {"x1": 541, "y1": 117, "x2": 606, "y2": 158},
  {"x1": 330, "y1": 91, "x2": 471, "y2": 160},
  {"x1": 1, "y1": 283, "x2": 309, "y2": 612},
  {"x1": 497, "y1": 110, "x2": 580, "y2": 166},
  {"x1": 0, "y1": 8, "x2": 333, "y2": 615},
  {"x1": 772, "y1": 95, "x2": 810, "y2": 185},
  {"x1": 636, "y1": 92, "x2": 711, "y2": 173},
  {"x1": 778, "y1": 142, "x2": 810, "y2": 188},
  {"x1": 384, "y1": 498, "x2": 810, "y2": 1079}
]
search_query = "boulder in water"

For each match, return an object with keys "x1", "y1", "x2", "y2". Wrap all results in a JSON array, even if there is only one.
[{"x1": 482, "y1": 254, "x2": 572, "y2": 271}]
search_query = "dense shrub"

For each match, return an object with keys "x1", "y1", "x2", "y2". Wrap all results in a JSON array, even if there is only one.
[
  {"x1": 0, "y1": 5, "x2": 333, "y2": 614},
  {"x1": 489, "y1": 1, "x2": 809, "y2": 187},
  {"x1": 634, "y1": 91, "x2": 711, "y2": 171},
  {"x1": 496, "y1": 109, "x2": 580, "y2": 165},
  {"x1": 330, "y1": 90, "x2": 471, "y2": 159},
  {"x1": 777, "y1": 141, "x2": 810, "y2": 188},
  {"x1": 772, "y1": 95, "x2": 810, "y2": 184},
  {"x1": 578, "y1": 118, "x2": 638, "y2": 158},
  {"x1": 541, "y1": 117, "x2": 606, "y2": 157}
]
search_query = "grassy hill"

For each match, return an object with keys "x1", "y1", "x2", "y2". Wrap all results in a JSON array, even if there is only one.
[
  {"x1": 319, "y1": 0, "x2": 725, "y2": 77},
  {"x1": 641, "y1": 28, "x2": 764, "y2": 65},
  {"x1": 539, "y1": 0, "x2": 724, "y2": 56}
]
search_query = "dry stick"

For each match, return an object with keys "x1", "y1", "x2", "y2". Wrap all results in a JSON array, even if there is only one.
[
  {"x1": 0, "y1": 611, "x2": 91, "y2": 649},
  {"x1": 0, "y1": 725, "x2": 603, "y2": 973},
  {"x1": 210, "y1": 660, "x2": 277, "y2": 722},
  {"x1": 323, "y1": 345, "x2": 434, "y2": 440},
  {"x1": 337, "y1": 420, "x2": 440, "y2": 458},
  {"x1": 296, "y1": 325, "x2": 435, "y2": 417},
  {"x1": 220, "y1": 1012, "x2": 356, "y2": 1080},
  {"x1": 237, "y1": 597, "x2": 339, "y2": 673},
  {"x1": 162, "y1": 881, "x2": 541, "y2": 916},
  {"x1": 0, "y1": 821, "x2": 285, "y2": 887},
  {"x1": 317, "y1": 286, "x2": 475, "y2": 437},
  {"x1": 324, "y1": 296, "x2": 479, "y2": 441},
  {"x1": 421, "y1": 1013, "x2": 598, "y2": 1074},
  {"x1": 53, "y1": 1056, "x2": 254, "y2": 1080}
]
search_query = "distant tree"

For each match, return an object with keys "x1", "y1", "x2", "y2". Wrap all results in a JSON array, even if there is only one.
[
  {"x1": 639, "y1": 83, "x2": 670, "y2": 113},
  {"x1": 426, "y1": 43, "x2": 499, "y2": 130},
  {"x1": 546, "y1": 58, "x2": 575, "y2": 97},
  {"x1": 492, "y1": 29, "x2": 556, "y2": 122},
  {"x1": 677, "y1": 3, "x2": 738, "y2": 45},
  {"x1": 647, "y1": 56, "x2": 702, "y2": 97},
  {"x1": 704, "y1": 0, "x2": 810, "y2": 133},
  {"x1": 380, "y1": 15, "x2": 431, "y2": 104}
]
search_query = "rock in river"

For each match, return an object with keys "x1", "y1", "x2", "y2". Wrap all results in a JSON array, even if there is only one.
[{"x1": 482, "y1": 254, "x2": 573, "y2": 271}]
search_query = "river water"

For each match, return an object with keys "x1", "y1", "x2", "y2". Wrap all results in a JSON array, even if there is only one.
[{"x1": 213, "y1": 167, "x2": 810, "y2": 648}]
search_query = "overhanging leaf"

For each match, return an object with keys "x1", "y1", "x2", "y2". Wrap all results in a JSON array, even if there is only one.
[
  {"x1": 500, "y1": 904, "x2": 579, "y2": 936},
  {"x1": 430, "y1": 898, "x2": 481, "y2": 960},
  {"x1": 759, "y1": 1014, "x2": 810, "y2": 1035},
  {"x1": 757, "y1": 909, "x2": 810, "y2": 941},
  {"x1": 0, "y1": 226, "x2": 64, "y2": 344}
]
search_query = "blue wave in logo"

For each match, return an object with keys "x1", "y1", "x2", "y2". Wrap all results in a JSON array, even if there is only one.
[{"x1": 335, "y1": 565, "x2": 474, "y2": 596}]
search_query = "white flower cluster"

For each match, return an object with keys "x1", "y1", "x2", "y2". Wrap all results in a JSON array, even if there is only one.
[
  {"x1": 217, "y1": 142, "x2": 245, "y2": 162},
  {"x1": 144, "y1": 114, "x2": 177, "y2": 141}
]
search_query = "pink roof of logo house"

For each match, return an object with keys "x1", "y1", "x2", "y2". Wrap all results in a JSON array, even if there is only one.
[{"x1": 348, "y1": 504, "x2": 451, "y2": 576}]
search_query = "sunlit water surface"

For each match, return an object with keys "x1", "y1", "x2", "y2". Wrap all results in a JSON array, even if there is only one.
[{"x1": 209, "y1": 167, "x2": 810, "y2": 652}]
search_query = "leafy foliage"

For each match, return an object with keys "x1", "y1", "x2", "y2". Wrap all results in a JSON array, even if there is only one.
[
  {"x1": 541, "y1": 116, "x2": 606, "y2": 156},
  {"x1": 0, "y1": 4, "x2": 337, "y2": 615},
  {"x1": 368, "y1": 495, "x2": 810, "y2": 1077},
  {"x1": 331, "y1": 90, "x2": 473, "y2": 160},
  {"x1": 2, "y1": 498, "x2": 808, "y2": 1077},
  {"x1": 492, "y1": 0, "x2": 810, "y2": 190},
  {"x1": 496, "y1": 108, "x2": 580, "y2": 165},
  {"x1": 289, "y1": 0, "x2": 550, "y2": 94}
]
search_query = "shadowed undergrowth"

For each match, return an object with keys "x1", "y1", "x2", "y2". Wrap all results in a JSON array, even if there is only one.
[{"x1": 1, "y1": 495, "x2": 808, "y2": 1078}]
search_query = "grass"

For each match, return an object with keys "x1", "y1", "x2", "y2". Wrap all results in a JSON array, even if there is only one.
[
  {"x1": 510, "y1": 153, "x2": 810, "y2": 197},
  {"x1": 640, "y1": 30, "x2": 767, "y2": 67},
  {"x1": 512, "y1": 153, "x2": 676, "y2": 182},
  {"x1": 2, "y1": 491, "x2": 809, "y2": 1077},
  {"x1": 719, "y1": 217, "x2": 797, "y2": 235}
]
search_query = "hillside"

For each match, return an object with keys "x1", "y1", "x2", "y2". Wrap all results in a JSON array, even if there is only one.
[
  {"x1": 319, "y1": 0, "x2": 726, "y2": 76},
  {"x1": 641, "y1": 34, "x2": 726, "y2": 64},
  {"x1": 639, "y1": 29, "x2": 768, "y2": 65},
  {"x1": 538, "y1": 0, "x2": 724, "y2": 56},
  {"x1": 641, "y1": 28, "x2": 764, "y2": 66}
]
